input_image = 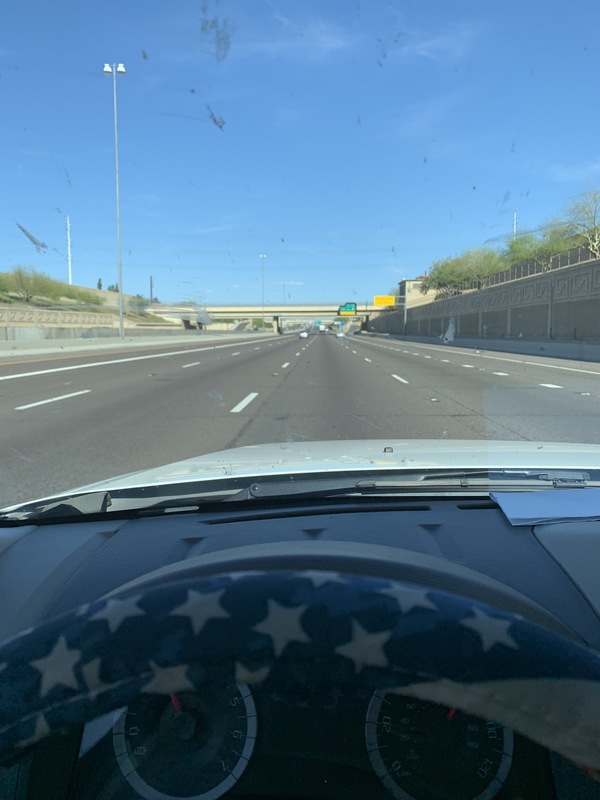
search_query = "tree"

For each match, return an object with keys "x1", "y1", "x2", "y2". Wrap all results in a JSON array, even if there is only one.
[
  {"x1": 568, "y1": 190, "x2": 600, "y2": 257},
  {"x1": 107, "y1": 283, "x2": 119, "y2": 292},
  {"x1": 97, "y1": 278, "x2": 103, "y2": 290},
  {"x1": 503, "y1": 233, "x2": 542, "y2": 266},
  {"x1": 502, "y1": 223, "x2": 579, "y2": 270},
  {"x1": 419, "y1": 248, "x2": 503, "y2": 293},
  {"x1": 10, "y1": 267, "x2": 37, "y2": 302}
]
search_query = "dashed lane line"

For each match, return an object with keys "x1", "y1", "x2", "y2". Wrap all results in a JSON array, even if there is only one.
[
  {"x1": 230, "y1": 392, "x2": 259, "y2": 413},
  {"x1": 15, "y1": 389, "x2": 91, "y2": 411}
]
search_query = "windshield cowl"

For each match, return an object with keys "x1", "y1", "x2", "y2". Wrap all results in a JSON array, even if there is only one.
[{"x1": 1, "y1": 445, "x2": 599, "y2": 523}]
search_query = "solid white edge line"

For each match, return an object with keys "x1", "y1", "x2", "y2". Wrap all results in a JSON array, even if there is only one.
[
  {"x1": 0, "y1": 338, "x2": 282, "y2": 383},
  {"x1": 230, "y1": 392, "x2": 259, "y2": 413},
  {"x1": 181, "y1": 362, "x2": 200, "y2": 368},
  {"x1": 15, "y1": 389, "x2": 91, "y2": 411},
  {"x1": 392, "y1": 374, "x2": 409, "y2": 384}
]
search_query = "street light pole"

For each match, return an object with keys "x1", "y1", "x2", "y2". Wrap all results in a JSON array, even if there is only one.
[
  {"x1": 66, "y1": 214, "x2": 72, "y2": 285},
  {"x1": 259, "y1": 253, "x2": 266, "y2": 328},
  {"x1": 104, "y1": 63, "x2": 126, "y2": 339}
]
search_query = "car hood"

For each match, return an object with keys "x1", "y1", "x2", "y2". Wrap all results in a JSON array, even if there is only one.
[{"x1": 33, "y1": 439, "x2": 600, "y2": 496}]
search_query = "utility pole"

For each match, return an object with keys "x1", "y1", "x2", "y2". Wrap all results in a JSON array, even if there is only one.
[
  {"x1": 150, "y1": 275, "x2": 153, "y2": 304},
  {"x1": 513, "y1": 209, "x2": 517, "y2": 240},
  {"x1": 66, "y1": 214, "x2": 72, "y2": 285},
  {"x1": 259, "y1": 253, "x2": 267, "y2": 328}
]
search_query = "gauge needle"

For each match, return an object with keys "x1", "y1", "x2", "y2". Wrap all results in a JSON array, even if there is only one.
[
  {"x1": 170, "y1": 692, "x2": 182, "y2": 712},
  {"x1": 446, "y1": 707, "x2": 457, "y2": 721}
]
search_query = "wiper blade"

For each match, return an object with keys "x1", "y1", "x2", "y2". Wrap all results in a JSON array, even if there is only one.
[
  {"x1": 1, "y1": 469, "x2": 594, "y2": 523},
  {"x1": 245, "y1": 469, "x2": 594, "y2": 500}
]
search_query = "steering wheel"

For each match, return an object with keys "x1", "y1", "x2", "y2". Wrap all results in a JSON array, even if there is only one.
[{"x1": 0, "y1": 568, "x2": 599, "y2": 776}]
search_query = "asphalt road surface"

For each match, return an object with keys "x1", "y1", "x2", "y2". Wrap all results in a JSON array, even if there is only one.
[{"x1": 2, "y1": 331, "x2": 600, "y2": 507}]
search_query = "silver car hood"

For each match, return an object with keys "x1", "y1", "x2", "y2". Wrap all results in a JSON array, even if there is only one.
[{"x1": 42, "y1": 439, "x2": 600, "y2": 495}]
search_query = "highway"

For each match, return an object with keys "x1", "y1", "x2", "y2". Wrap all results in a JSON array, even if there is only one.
[{"x1": 2, "y1": 331, "x2": 600, "y2": 508}]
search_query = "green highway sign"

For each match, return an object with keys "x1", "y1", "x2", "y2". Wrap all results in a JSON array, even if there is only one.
[{"x1": 338, "y1": 302, "x2": 357, "y2": 316}]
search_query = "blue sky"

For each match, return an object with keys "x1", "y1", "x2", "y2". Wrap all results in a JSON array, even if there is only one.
[{"x1": 1, "y1": 0, "x2": 599, "y2": 305}]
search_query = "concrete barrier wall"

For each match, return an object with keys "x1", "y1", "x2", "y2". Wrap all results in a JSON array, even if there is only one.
[
  {"x1": 371, "y1": 257, "x2": 600, "y2": 341},
  {"x1": 363, "y1": 331, "x2": 600, "y2": 363}
]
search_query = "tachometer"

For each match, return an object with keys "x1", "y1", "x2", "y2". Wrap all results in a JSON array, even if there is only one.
[
  {"x1": 365, "y1": 691, "x2": 513, "y2": 800},
  {"x1": 112, "y1": 682, "x2": 256, "y2": 800}
]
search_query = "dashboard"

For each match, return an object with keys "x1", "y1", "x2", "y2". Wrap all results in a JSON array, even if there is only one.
[
  {"x1": 2, "y1": 495, "x2": 600, "y2": 798},
  {"x1": 11, "y1": 683, "x2": 559, "y2": 800}
]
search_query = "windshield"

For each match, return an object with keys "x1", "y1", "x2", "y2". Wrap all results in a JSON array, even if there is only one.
[{"x1": 1, "y1": 0, "x2": 599, "y2": 508}]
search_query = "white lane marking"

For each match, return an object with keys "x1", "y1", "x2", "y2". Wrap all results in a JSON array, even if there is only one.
[
  {"x1": 423, "y1": 355, "x2": 432, "y2": 359},
  {"x1": 181, "y1": 362, "x2": 200, "y2": 368},
  {"x1": 412, "y1": 352, "x2": 419, "y2": 355},
  {"x1": 352, "y1": 350, "x2": 357, "y2": 354},
  {"x1": 462, "y1": 364, "x2": 475, "y2": 369},
  {"x1": 231, "y1": 352, "x2": 241, "y2": 356},
  {"x1": 392, "y1": 374, "x2": 409, "y2": 384},
  {"x1": 281, "y1": 362, "x2": 290, "y2": 368},
  {"x1": 539, "y1": 383, "x2": 563, "y2": 389},
  {"x1": 441, "y1": 359, "x2": 450, "y2": 363},
  {"x1": 0, "y1": 339, "x2": 279, "y2": 383},
  {"x1": 493, "y1": 371, "x2": 509, "y2": 376},
  {"x1": 364, "y1": 358, "x2": 372, "y2": 362},
  {"x1": 230, "y1": 392, "x2": 259, "y2": 413},
  {"x1": 391, "y1": 340, "x2": 600, "y2": 378},
  {"x1": 295, "y1": 352, "x2": 300, "y2": 356},
  {"x1": 15, "y1": 389, "x2": 91, "y2": 411},
  {"x1": 254, "y1": 347, "x2": 261, "y2": 350}
]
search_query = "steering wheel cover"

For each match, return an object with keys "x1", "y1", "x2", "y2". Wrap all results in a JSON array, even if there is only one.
[{"x1": 0, "y1": 570, "x2": 599, "y2": 769}]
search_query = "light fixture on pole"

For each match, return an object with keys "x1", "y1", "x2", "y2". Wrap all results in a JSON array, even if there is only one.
[
  {"x1": 103, "y1": 62, "x2": 126, "y2": 339},
  {"x1": 259, "y1": 253, "x2": 267, "y2": 328}
]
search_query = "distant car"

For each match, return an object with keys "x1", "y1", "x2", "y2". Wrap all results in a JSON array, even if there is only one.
[{"x1": 299, "y1": 331, "x2": 308, "y2": 339}]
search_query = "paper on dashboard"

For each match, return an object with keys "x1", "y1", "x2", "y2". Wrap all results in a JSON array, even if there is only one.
[{"x1": 490, "y1": 488, "x2": 600, "y2": 526}]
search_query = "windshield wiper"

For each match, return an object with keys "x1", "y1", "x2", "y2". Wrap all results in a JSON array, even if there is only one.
[
  {"x1": 242, "y1": 469, "x2": 592, "y2": 500},
  {"x1": 0, "y1": 469, "x2": 593, "y2": 524}
]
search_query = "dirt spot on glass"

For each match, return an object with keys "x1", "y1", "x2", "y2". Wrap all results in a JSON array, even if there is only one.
[
  {"x1": 199, "y1": 4, "x2": 233, "y2": 62},
  {"x1": 15, "y1": 223, "x2": 47, "y2": 253},
  {"x1": 206, "y1": 104, "x2": 225, "y2": 131}
]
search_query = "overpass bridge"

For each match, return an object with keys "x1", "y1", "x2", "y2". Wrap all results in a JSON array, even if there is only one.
[
  {"x1": 204, "y1": 303, "x2": 383, "y2": 319},
  {"x1": 154, "y1": 302, "x2": 390, "y2": 331}
]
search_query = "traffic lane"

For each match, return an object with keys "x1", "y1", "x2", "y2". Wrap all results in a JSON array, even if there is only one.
[
  {"x1": 0, "y1": 334, "x2": 283, "y2": 379},
  {"x1": 0, "y1": 336, "x2": 290, "y2": 410},
  {"x1": 227, "y1": 334, "x2": 498, "y2": 448},
  {"x1": 358, "y1": 335, "x2": 600, "y2": 389},
  {"x1": 351, "y1": 334, "x2": 600, "y2": 403},
  {"x1": 0, "y1": 338, "x2": 304, "y2": 507},
  {"x1": 343, "y1": 336, "x2": 600, "y2": 443}
]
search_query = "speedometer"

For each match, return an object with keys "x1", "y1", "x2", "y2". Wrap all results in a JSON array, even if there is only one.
[
  {"x1": 112, "y1": 682, "x2": 256, "y2": 800},
  {"x1": 365, "y1": 691, "x2": 513, "y2": 800}
]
